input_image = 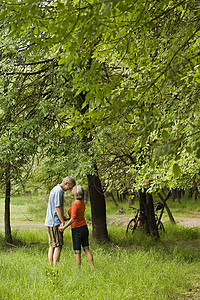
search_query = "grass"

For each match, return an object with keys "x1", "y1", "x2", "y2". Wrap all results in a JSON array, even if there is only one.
[
  {"x1": 0, "y1": 193, "x2": 200, "y2": 299},
  {"x1": 0, "y1": 226, "x2": 200, "y2": 299},
  {"x1": 0, "y1": 194, "x2": 47, "y2": 230},
  {"x1": 105, "y1": 192, "x2": 200, "y2": 220}
]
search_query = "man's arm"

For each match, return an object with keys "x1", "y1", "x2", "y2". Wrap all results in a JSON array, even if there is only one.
[{"x1": 56, "y1": 206, "x2": 65, "y2": 225}]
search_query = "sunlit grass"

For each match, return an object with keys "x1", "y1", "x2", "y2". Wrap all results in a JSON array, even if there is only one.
[
  {"x1": 1, "y1": 193, "x2": 200, "y2": 298},
  {"x1": 1, "y1": 225, "x2": 200, "y2": 299},
  {"x1": 106, "y1": 194, "x2": 200, "y2": 225},
  {"x1": 1, "y1": 192, "x2": 199, "y2": 227}
]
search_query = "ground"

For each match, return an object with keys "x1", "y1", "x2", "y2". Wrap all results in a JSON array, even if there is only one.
[
  {"x1": 107, "y1": 211, "x2": 200, "y2": 228},
  {"x1": 1, "y1": 211, "x2": 200, "y2": 232}
]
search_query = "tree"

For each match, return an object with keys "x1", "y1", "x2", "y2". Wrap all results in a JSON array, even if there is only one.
[
  {"x1": 0, "y1": 20, "x2": 109, "y2": 242},
  {"x1": 1, "y1": 0, "x2": 200, "y2": 240},
  {"x1": 0, "y1": 34, "x2": 74, "y2": 241}
]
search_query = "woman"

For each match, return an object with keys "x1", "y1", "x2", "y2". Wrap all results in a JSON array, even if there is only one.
[{"x1": 59, "y1": 185, "x2": 94, "y2": 270}]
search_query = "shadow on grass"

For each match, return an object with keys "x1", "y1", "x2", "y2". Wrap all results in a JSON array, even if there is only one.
[
  {"x1": 105, "y1": 222, "x2": 200, "y2": 263},
  {"x1": 1, "y1": 222, "x2": 200, "y2": 264},
  {"x1": 0, "y1": 228, "x2": 74, "y2": 254},
  {"x1": 0, "y1": 229, "x2": 49, "y2": 253}
]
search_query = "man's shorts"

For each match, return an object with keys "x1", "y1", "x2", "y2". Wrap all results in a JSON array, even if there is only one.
[
  {"x1": 47, "y1": 225, "x2": 63, "y2": 247},
  {"x1": 71, "y1": 225, "x2": 89, "y2": 254}
]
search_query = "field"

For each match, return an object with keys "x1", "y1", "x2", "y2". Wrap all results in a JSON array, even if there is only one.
[{"x1": 0, "y1": 193, "x2": 200, "y2": 299}]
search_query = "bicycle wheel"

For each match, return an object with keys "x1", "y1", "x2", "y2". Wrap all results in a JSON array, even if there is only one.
[
  {"x1": 126, "y1": 218, "x2": 137, "y2": 236},
  {"x1": 156, "y1": 220, "x2": 165, "y2": 232}
]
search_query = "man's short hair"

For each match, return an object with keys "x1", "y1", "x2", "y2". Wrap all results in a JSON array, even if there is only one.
[{"x1": 62, "y1": 176, "x2": 76, "y2": 186}]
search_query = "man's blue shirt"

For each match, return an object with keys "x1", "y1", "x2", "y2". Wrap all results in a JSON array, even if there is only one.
[{"x1": 45, "y1": 184, "x2": 64, "y2": 227}]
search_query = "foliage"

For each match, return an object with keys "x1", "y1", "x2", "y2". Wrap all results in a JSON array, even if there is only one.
[{"x1": 0, "y1": 0, "x2": 200, "y2": 194}]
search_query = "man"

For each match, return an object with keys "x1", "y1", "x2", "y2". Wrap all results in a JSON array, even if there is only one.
[{"x1": 45, "y1": 176, "x2": 76, "y2": 267}]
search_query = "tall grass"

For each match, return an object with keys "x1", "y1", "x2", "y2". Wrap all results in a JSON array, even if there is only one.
[
  {"x1": 1, "y1": 224, "x2": 200, "y2": 299},
  {"x1": 1, "y1": 193, "x2": 200, "y2": 299}
]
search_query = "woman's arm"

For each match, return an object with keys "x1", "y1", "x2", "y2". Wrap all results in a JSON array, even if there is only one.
[{"x1": 59, "y1": 218, "x2": 75, "y2": 232}]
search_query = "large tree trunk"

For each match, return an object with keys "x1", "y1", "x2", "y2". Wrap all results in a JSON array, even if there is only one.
[
  {"x1": 146, "y1": 193, "x2": 159, "y2": 239},
  {"x1": 139, "y1": 190, "x2": 159, "y2": 239},
  {"x1": 5, "y1": 163, "x2": 12, "y2": 243},
  {"x1": 77, "y1": 92, "x2": 108, "y2": 242},
  {"x1": 139, "y1": 190, "x2": 149, "y2": 233},
  {"x1": 87, "y1": 168, "x2": 108, "y2": 242}
]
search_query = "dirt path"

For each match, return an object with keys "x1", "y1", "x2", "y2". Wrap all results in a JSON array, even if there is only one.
[
  {"x1": 0, "y1": 212, "x2": 200, "y2": 232},
  {"x1": 0, "y1": 220, "x2": 45, "y2": 232},
  {"x1": 107, "y1": 211, "x2": 200, "y2": 228}
]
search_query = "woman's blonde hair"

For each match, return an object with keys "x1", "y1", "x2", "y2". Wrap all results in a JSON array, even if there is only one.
[{"x1": 73, "y1": 185, "x2": 84, "y2": 200}]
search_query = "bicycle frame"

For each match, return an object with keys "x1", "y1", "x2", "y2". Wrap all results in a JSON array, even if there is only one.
[
  {"x1": 127, "y1": 207, "x2": 141, "y2": 232},
  {"x1": 126, "y1": 205, "x2": 165, "y2": 235}
]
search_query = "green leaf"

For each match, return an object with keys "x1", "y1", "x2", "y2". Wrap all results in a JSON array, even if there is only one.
[
  {"x1": 162, "y1": 130, "x2": 169, "y2": 141},
  {"x1": 104, "y1": 1, "x2": 111, "y2": 14},
  {"x1": 173, "y1": 163, "x2": 180, "y2": 177},
  {"x1": 196, "y1": 149, "x2": 200, "y2": 159},
  {"x1": 58, "y1": 58, "x2": 67, "y2": 65},
  {"x1": 112, "y1": 0, "x2": 119, "y2": 5},
  {"x1": 81, "y1": 102, "x2": 88, "y2": 110},
  {"x1": 162, "y1": 143, "x2": 169, "y2": 155}
]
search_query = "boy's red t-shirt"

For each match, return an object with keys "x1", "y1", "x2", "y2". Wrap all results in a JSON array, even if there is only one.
[{"x1": 68, "y1": 200, "x2": 86, "y2": 229}]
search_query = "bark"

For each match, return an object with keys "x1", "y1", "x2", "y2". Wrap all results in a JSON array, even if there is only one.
[
  {"x1": 84, "y1": 188, "x2": 89, "y2": 204},
  {"x1": 117, "y1": 190, "x2": 123, "y2": 202},
  {"x1": 139, "y1": 190, "x2": 159, "y2": 239},
  {"x1": 177, "y1": 190, "x2": 181, "y2": 203},
  {"x1": 87, "y1": 167, "x2": 108, "y2": 242},
  {"x1": 5, "y1": 163, "x2": 12, "y2": 243},
  {"x1": 195, "y1": 186, "x2": 199, "y2": 201},
  {"x1": 117, "y1": 190, "x2": 120, "y2": 201},
  {"x1": 77, "y1": 91, "x2": 109, "y2": 242},
  {"x1": 157, "y1": 191, "x2": 175, "y2": 224},
  {"x1": 110, "y1": 192, "x2": 119, "y2": 207},
  {"x1": 146, "y1": 193, "x2": 159, "y2": 239},
  {"x1": 172, "y1": 189, "x2": 177, "y2": 202},
  {"x1": 139, "y1": 190, "x2": 149, "y2": 233},
  {"x1": 188, "y1": 188, "x2": 193, "y2": 199}
]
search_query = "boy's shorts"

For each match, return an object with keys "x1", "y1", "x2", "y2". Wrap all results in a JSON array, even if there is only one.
[
  {"x1": 47, "y1": 225, "x2": 63, "y2": 247},
  {"x1": 71, "y1": 225, "x2": 89, "y2": 254}
]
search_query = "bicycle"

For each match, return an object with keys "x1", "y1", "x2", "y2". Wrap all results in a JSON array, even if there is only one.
[
  {"x1": 154, "y1": 202, "x2": 165, "y2": 232},
  {"x1": 126, "y1": 202, "x2": 165, "y2": 236}
]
